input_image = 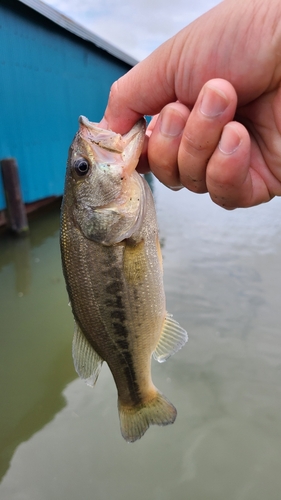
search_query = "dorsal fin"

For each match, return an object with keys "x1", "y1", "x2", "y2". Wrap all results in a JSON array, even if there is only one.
[
  {"x1": 153, "y1": 314, "x2": 188, "y2": 363},
  {"x1": 72, "y1": 322, "x2": 103, "y2": 387}
]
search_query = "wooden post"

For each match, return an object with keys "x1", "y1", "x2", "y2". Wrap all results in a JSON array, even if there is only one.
[{"x1": 0, "y1": 158, "x2": 29, "y2": 235}]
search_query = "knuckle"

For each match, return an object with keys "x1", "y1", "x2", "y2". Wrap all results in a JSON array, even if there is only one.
[{"x1": 182, "y1": 131, "x2": 212, "y2": 156}]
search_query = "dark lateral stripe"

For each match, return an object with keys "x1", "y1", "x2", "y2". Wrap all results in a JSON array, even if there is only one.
[
  {"x1": 104, "y1": 260, "x2": 142, "y2": 405},
  {"x1": 111, "y1": 309, "x2": 126, "y2": 323}
]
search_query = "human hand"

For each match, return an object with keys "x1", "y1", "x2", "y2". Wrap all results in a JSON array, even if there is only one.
[{"x1": 100, "y1": 0, "x2": 281, "y2": 209}]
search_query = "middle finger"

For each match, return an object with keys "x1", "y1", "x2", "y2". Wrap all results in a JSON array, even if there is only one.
[{"x1": 178, "y1": 79, "x2": 238, "y2": 193}]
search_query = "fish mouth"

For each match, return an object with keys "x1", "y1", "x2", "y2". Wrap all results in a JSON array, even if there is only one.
[
  {"x1": 79, "y1": 116, "x2": 125, "y2": 153},
  {"x1": 78, "y1": 115, "x2": 146, "y2": 176}
]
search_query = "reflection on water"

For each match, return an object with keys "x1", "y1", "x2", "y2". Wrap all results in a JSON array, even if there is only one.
[
  {"x1": 0, "y1": 201, "x2": 75, "y2": 479},
  {"x1": 0, "y1": 185, "x2": 281, "y2": 500}
]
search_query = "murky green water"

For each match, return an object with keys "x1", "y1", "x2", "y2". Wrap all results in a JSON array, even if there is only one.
[{"x1": 0, "y1": 181, "x2": 280, "y2": 500}]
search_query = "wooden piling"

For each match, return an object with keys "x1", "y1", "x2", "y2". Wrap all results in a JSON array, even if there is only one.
[{"x1": 0, "y1": 158, "x2": 29, "y2": 235}]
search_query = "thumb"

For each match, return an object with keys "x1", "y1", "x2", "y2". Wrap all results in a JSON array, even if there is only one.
[{"x1": 100, "y1": 41, "x2": 178, "y2": 134}]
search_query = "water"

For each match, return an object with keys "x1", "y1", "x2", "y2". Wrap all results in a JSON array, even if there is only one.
[{"x1": 0, "y1": 184, "x2": 280, "y2": 500}]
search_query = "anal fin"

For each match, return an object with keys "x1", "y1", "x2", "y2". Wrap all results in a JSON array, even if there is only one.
[
  {"x1": 72, "y1": 322, "x2": 103, "y2": 387},
  {"x1": 153, "y1": 313, "x2": 188, "y2": 363}
]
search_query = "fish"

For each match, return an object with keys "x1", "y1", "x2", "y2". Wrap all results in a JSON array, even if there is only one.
[{"x1": 60, "y1": 115, "x2": 188, "y2": 442}]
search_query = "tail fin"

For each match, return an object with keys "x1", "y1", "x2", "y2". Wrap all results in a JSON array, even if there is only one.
[{"x1": 118, "y1": 391, "x2": 177, "y2": 443}]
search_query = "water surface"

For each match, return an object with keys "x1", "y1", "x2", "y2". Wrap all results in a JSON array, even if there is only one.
[{"x1": 0, "y1": 183, "x2": 280, "y2": 500}]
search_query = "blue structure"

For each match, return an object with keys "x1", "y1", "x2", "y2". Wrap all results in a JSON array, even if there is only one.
[{"x1": 0, "y1": 0, "x2": 137, "y2": 211}]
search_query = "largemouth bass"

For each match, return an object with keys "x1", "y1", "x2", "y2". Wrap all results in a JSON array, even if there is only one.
[{"x1": 60, "y1": 116, "x2": 187, "y2": 442}]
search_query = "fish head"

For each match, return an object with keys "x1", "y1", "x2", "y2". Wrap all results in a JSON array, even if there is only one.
[{"x1": 63, "y1": 116, "x2": 147, "y2": 245}]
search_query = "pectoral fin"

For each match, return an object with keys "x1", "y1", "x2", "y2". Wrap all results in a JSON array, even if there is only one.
[
  {"x1": 72, "y1": 322, "x2": 103, "y2": 387},
  {"x1": 153, "y1": 314, "x2": 188, "y2": 363}
]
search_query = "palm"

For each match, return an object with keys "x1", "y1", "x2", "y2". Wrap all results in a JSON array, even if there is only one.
[
  {"x1": 172, "y1": 1, "x2": 281, "y2": 207},
  {"x1": 235, "y1": 86, "x2": 281, "y2": 205}
]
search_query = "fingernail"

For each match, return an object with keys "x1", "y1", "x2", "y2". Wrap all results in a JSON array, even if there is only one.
[
  {"x1": 168, "y1": 184, "x2": 184, "y2": 191},
  {"x1": 200, "y1": 85, "x2": 228, "y2": 117},
  {"x1": 160, "y1": 108, "x2": 186, "y2": 137},
  {"x1": 219, "y1": 124, "x2": 242, "y2": 154}
]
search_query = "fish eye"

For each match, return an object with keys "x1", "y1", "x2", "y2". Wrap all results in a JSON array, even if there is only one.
[{"x1": 74, "y1": 158, "x2": 90, "y2": 176}]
